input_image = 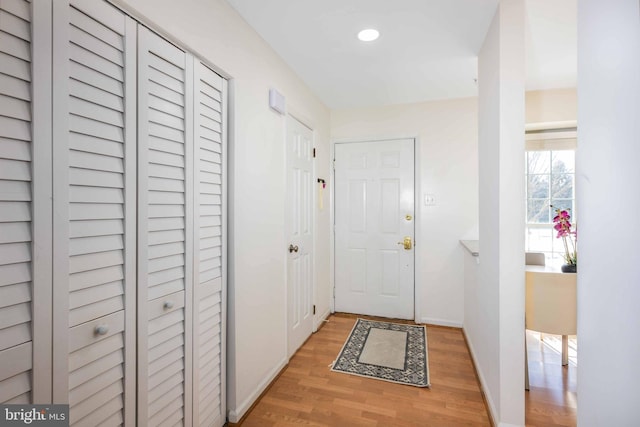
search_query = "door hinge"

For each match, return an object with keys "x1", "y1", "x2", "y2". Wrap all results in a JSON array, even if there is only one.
[
  {"x1": 313, "y1": 305, "x2": 316, "y2": 315},
  {"x1": 313, "y1": 148, "x2": 316, "y2": 158}
]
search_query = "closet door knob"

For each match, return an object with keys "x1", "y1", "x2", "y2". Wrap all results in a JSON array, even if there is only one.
[
  {"x1": 163, "y1": 301, "x2": 174, "y2": 310},
  {"x1": 95, "y1": 325, "x2": 109, "y2": 336}
]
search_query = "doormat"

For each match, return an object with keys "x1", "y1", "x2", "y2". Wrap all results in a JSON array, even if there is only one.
[{"x1": 331, "y1": 318, "x2": 430, "y2": 387}]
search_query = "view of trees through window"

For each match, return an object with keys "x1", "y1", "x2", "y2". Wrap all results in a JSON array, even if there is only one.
[{"x1": 525, "y1": 149, "x2": 575, "y2": 261}]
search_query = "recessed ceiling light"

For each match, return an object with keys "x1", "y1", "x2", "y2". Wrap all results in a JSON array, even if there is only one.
[{"x1": 357, "y1": 29, "x2": 380, "y2": 42}]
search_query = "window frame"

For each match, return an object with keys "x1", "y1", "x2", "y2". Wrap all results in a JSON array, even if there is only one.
[{"x1": 524, "y1": 124, "x2": 577, "y2": 262}]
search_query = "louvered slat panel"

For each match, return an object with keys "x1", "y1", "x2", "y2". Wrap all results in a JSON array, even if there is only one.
[
  {"x1": 74, "y1": 396, "x2": 123, "y2": 427},
  {"x1": 195, "y1": 62, "x2": 225, "y2": 426},
  {"x1": 139, "y1": 27, "x2": 188, "y2": 427},
  {"x1": 67, "y1": 310, "x2": 125, "y2": 426},
  {"x1": 0, "y1": 0, "x2": 32, "y2": 404},
  {"x1": 58, "y1": 3, "x2": 131, "y2": 424}
]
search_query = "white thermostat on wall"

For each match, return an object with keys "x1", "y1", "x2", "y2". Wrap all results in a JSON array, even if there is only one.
[{"x1": 269, "y1": 88, "x2": 286, "y2": 115}]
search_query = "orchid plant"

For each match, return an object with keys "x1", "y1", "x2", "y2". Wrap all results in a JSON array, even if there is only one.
[{"x1": 552, "y1": 206, "x2": 577, "y2": 266}]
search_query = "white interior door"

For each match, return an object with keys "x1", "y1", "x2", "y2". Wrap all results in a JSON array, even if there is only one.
[
  {"x1": 334, "y1": 139, "x2": 415, "y2": 319},
  {"x1": 137, "y1": 26, "x2": 192, "y2": 426},
  {"x1": 192, "y1": 60, "x2": 227, "y2": 427},
  {"x1": 0, "y1": 0, "x2": 39, "y2": 404},
  {"x1": 286, "y1": 116, "x2": 314, "y2": 357},
  {"x1": 51, "y1": 1, "x2": 137, "y2": 423}
]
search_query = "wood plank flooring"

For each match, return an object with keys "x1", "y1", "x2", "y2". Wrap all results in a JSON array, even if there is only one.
[
  {"x1": 525, "y1": 331, "x2": 577, "y2": 427},
  {"x1": 237, "y1": 314, "x2": 491, "y2": 426},
  {"x1": 234, "y1": 315, "x2": 577, "y2": 426}
]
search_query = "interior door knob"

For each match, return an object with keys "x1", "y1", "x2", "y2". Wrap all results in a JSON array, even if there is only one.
[
  {"x1": 396, "y1": 236, "x2": 413, "y2": 250},
  {"x1": 95, "y1": 325, "x2": 109, "y2": 336},
  {"x1": 288, "y1": 244, "x2": 299, "y2": 253}
]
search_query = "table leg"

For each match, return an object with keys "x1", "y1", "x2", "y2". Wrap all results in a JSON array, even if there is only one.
[{"x1": 562, "y1": 335, "x2": 569, "y2": 366}]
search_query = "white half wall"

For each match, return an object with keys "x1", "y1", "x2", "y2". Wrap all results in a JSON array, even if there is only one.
[
  {"x1": 577, "y1": 0, "x2": 640, "y2": 424},
  {"x1": 331, "y1": 97, "x2": 479, "y2": 327},
  {"x1": 469, "y1": 0, "x2": 525, "y2": 425},
  {"x1": 111, "y1": 0, "x2": 331, "y2": 421}
]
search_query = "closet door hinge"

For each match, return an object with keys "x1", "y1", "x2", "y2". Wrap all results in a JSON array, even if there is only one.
[
  {"x1": 313, "y1": 148, "x2": 316, "y2": 158},
  {"x1": 313, "y1": 305, "x2": 316, "y2": 315}
]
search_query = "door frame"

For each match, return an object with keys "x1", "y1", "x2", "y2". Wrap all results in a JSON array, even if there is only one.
[
  {"x1": 284, "y1": 112, "x2": 317, "y2": 358},
  {"x1": 330, "y1": 136, "x2": 422, "y2": 322}
]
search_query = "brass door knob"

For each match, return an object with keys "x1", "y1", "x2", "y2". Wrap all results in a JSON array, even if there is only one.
[{"x1": 396, "y1": 237, "x2": 412, "y2": 250}]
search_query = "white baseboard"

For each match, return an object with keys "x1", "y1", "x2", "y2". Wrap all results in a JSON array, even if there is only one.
[
  {"x1": 462, "y1": 328, "x2": 498, "y2": 426},
  {"x1": 314, "y1": 307, "x2": 331, "y2": 331},
  {"x1": 420, "y1": 317, "x2": 463, "y2": 328},
  {"x1": 226, "y1": 356, "x2": 288, "y2": 423}
]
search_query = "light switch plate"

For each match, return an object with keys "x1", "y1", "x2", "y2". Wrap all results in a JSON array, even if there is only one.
[{"x1": 424, "y1": 193, "x2": 436, "y2": 206}]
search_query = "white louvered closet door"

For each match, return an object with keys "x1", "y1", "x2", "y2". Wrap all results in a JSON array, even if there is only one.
[
  {"x1": 192, "y1": 61, "x2": 227, "y2": 427},
  {"x1": 1, "y1": 0, "x2": 226, "y2": 422},
  {"x1": 137, "y1": 26, "x2": 193, "y2": 427},
  {"x1": 0, "y1": 0, "x2": 37, "y2": 405},
  {"x1": 52, "y1": 1, "x2": 136, "y2": 425}
]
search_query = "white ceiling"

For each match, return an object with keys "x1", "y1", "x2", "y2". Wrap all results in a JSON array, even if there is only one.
[{"x1": 225, "y1": 0, "x2": 577, "y2": 109}]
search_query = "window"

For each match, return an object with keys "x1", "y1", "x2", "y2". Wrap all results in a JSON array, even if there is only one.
[{"x1": 524, "y1": 127, "x2": 576, "y2": 262}]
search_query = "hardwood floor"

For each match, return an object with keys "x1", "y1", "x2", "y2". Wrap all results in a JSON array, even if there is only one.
[
  {"x1": 234, "y1": 315, "x2": 577, "y2": 426},
  {"x1": 525, "y1": 331, "x2": 577, "y2": 427},
  {"x1": 238, "y1": 314, "x2": 491, "y2": 426}
]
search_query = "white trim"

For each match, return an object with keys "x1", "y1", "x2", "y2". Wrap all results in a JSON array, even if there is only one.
[
  {"x1": 286, "y1": 106, "x2": 318, "y2": 335},
  {"x1": 287, "y1": 107, "x2": 315, "y2": 134},
  {"x1": 463, "y1": 328, "x2": 498, "y2": 426},
  {"x1": 136, "y1": 25, "x2": 151, "y2": 424},
  {"x1": 332, "y1": 134, "x2": 421, "y2": 144},
  {"x1": 329, "y1": 141, "x2": 336, "y2": 314},
  {"x1": 51, "y1": 0, "x2": 70, "y2": 403},
  {"x1": 413, "y1": 136, "x2": 422, "y2": 323},
  {"x1": 525, "y1": 120, "x2": 577, "y2": 132},
  {"x1": 311, "y1": 124, "x2": 318, "y2": 334},
  {"x1": 31, "y1": 0, "x2": 53, "y2": 404},
  {"x1": 226, "y1": 357, "x2": 289, "y2": 423},
  {"x1": 184, "y1": 52, "x2": 195, "y2": 427},
  {"x1": 285, "y1": 113, "x2": 315, "y2": 356},
  {"x1": 314, "y1": 307, "x2": 331, "y2": 331},
  {"x1": 122, "y1": 15, "x2": 137, "y2": 426},
  {"x1": 191, "y1": 55, "x2": 202, "y2": 427},
  {"x1": 283, "y1": 113, "x2": 289, "y2": 357},
  {"x1": 330, "y1": 137, "x2": 419, "y2": 320},
  {"x1": 420, "y1": 317, "x2": 463, "y2": 328},
  {"x1": 220, "y1": 76, "x2": 229, "y2": 427}
]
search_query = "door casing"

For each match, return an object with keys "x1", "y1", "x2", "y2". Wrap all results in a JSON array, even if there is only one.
[
  {"x1": 285, "y1": 114, "x2": 315, "y2": 357},
  {"x1": 330, "y1": 136, "x2": 422, "y2": 322}
]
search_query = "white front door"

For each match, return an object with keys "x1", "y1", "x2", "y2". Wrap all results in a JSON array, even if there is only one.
[
  {"x1": 286, "y1": 116, "x2": 314, "y2": 357},
  {"x1": 334, "y1": 139, "x2": 415, "y2": 319}
]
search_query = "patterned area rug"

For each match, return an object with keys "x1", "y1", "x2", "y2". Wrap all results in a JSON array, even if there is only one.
[{"x1": 331, "y1": 318, "x2": 430, "y2": 387}]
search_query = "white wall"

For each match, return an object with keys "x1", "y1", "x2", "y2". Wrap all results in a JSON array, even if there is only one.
[
  {"x1": 577, "y1": 0, "x2": 640, "y2": 424},
  {"x1": 468, "y1": 0, "x2": 525, "y2": 425},
  {"x1": 331, "y1": 97, "x2": 479, "y2": 327},
  {"x1": 112, "y1": 0, "x2": 331, "y2": 422},
  {"x1": 526, "y1": 88, "x2": 577, "y2": 124}
]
